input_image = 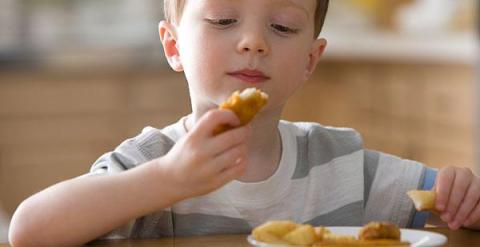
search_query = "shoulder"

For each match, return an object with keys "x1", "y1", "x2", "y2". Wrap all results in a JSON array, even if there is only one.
[
  {"x1": 282, "y1": 120, "x2": 362, "y2": 140},
  {"x1": 280, "y1": 120, "x2": 365, "y2": 181},
  {"x1": 127, "y1": 126, "x2": 176, "y2": 160},
  {"x1": 117, "y1": 116, "x2": 188, "y2": 160},
  {"x1": 281, "y1": 120, "x2": 364, "y2": 153},
  {"x1": 89, "y1": 119, "x2": 184, "y2": 174}
]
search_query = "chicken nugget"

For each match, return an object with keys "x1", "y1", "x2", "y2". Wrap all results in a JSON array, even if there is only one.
[
  {"x1": 358, "y1": 222, "x2": 400, "y2": 241},
  {"x1": 213, "y1": 88, "x2": 268, "y2": 135}
]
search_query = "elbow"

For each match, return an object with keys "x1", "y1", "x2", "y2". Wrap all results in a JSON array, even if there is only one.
[
  {"x1": 9, "y1": 202, "x2": 31, "y2": 247},
  {"x1": 9, "y1": 199, "x2": 88, "y2": 247},
  {"x1": 8, "y1": 227, "x2": 29, "y2": 247},
  {"x1": 9, "y1": 201, "x2": 44, "y2": 247}
]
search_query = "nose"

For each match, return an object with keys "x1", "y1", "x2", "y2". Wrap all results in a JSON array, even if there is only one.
[{"x1": 236, "y1": 28, "x2": 269, "y2": 56}]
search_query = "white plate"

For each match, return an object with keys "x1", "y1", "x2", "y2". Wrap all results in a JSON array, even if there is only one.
[{"x1": 247, "y1": 227, "x2": 447, "y2": 247}]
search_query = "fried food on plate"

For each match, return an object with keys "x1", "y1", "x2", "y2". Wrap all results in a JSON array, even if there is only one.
[
  {"x1": 316, "y1": 222, "x2": 408, "y2": 246},
  {"x1": 407, "y1": 190, "x2": 437, "y2": 212},
  {"x1": 252, "y1": 220, "x2": 410, "y2": 246},
  {"x1": 314, "y1": 239, "x2": 409, "y2": 246},
  {"x1": 252, "y1": 220, "x2": 302, "y2": 245},
  {"x1": 213, "y1": 87, "x2": 268, "y2": 135},
  {"x1": 318, "y1": 232, "x2": 357, "y2": 245},
  {"x1": 314, "y1": 226, "x2": 332, "y2": 241},
  {"x1": 282, "y1": 225, "x2": 318, "y2": 245},
  {"x1": 358, "y1": 222, "x2": 400, "y2": 241}
]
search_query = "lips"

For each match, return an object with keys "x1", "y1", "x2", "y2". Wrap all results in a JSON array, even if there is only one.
[{"x1": 227, "y1": 69, "x2": 270, "y2": 84}]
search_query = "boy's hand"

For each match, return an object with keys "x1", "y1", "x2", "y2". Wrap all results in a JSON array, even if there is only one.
[
  {"x1": 434, "y1": 166, "x2": 480, "y2": 229},
  {"x1": 160, "y1": 109, "x2": 251, "y2": 200}
]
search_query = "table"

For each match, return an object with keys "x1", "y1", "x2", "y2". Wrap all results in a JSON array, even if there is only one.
[
  {"x1": 1, "y1": 228, "x2": 479, "y2": 246},
  {"x1": 427, "y1": 227, "x2": 480, "y2": 247},
  {"x1": 86, "y1": 228, "x2": 480, "y2": 247}
]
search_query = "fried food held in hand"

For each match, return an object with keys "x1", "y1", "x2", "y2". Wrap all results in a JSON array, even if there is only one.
[
  {"x1": 213, "y1": 88, "x2": 268, "y2": 135},
  {"x1": 407, "y1": 190, "x2": 437, "y2": 212}
]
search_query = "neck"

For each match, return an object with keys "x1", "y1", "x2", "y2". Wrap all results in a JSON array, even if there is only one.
[{"x1": 185, "y1": 107, "x2": 283, "y2": 182}]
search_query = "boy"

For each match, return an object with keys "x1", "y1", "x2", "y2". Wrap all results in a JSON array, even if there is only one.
[{"x1": 9, "y1": 0, "x2": 480, "y2": 246}]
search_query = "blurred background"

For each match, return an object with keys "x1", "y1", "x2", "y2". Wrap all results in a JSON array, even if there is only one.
[{"x1": 0, "y1": 0, "x2": 478, "y2": 242}]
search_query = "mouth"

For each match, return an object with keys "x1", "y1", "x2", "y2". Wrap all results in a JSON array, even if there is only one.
[{"x1": 227, "y1": 69, "x2": 271, "y2": 84}]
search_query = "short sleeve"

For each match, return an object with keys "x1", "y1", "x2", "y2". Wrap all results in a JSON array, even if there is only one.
[
  {"x1": 363, "y1": 151, "x2": 425, "y2": 227},
  {"x1": 80, "y1": 127, "x2": 176, "y2": 239},
  {"x1": 87, "y1": 127, "x2": 175, "y2": 176},
  {"x1": 410, "y1": 167, "x2": 438, "y2": 228}
]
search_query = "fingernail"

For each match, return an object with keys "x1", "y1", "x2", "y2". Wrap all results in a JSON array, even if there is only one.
[
  {"x1": 437, "y1": 204, "x2": 445, "y2": 211},
  {"x1": 235, "y1": 157, "x2": 243, "y2": 164}
]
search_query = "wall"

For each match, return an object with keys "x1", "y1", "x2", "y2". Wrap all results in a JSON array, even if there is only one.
[{"x1": 0, "y1": 61, "x2": 476, "y2": 216}]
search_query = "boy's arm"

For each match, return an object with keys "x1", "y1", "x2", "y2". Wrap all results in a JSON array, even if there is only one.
[
  {"x1": 9, "y1": 158, "x2": 180, "y2": 247},
  {"x1": 9, "y1": 109, "x2": 250, "y2": 247}
]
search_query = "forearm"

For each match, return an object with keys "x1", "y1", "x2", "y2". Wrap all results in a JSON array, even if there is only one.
[{"x1": 9, "y1": 159, "x2": 180, "y2": 247}]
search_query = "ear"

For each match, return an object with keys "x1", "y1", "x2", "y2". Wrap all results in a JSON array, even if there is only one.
[
  {"x1": 159, "y1": 20, "x2": 183, "y2": 72},
  {"x1": 303, "y1": 38, "x2": 327, "y2": 80}
]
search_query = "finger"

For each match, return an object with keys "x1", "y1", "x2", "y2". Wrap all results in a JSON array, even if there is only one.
[
  {"x1": 208, "y1": 125, "x2": 251, "y2": 155},
  {"x1": 451, "y1": 177, "x2": 480, "y2": 229},
  {"x1": 444, "y1": 168, "x2": 472, "y2": 223},
  {"x1": 464, "y1": 200, "x2": 480, "y2": 227},
  {"x1": 211, "y1": 144, "x2": 247, "y2": 172},
  {"x1": 435, "y1": 167, "x2": 455, "y2": 213},
  {"x1": 218, "y1": 159, "x2": 247, "y2": 185},
  {"x1": 190, "y1": 109, "x2": 240, "y2": 139}
]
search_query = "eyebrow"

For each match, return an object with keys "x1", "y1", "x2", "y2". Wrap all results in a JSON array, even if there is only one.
[{"x1": 276, "y1": 0, "x2": 310, "y2": 18}]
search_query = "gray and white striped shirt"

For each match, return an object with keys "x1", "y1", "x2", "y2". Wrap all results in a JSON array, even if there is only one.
[{"x1": 89, "y1": 117, "x2": 429, "y2": 239}]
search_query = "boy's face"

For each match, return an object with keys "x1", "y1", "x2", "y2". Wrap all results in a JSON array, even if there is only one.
[{"x1": 160, "y1": 0, "x2": 326, "y2": 112}]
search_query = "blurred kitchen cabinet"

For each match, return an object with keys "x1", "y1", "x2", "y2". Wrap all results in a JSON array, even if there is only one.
[
  {"x1": 284, "y1": 61, "x2": 476, "y2": 170},
  {"x1": 0, "y1": 62, "x2": 476, "y2": 215},
  {"x1": 0, "y1": 68, "x2": 190, "y2": 215}
]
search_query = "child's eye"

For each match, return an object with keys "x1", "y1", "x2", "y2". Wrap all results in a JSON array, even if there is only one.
[
  {"x1": 271, "y1": 24, "x2": 298, "y2": 34},
  {"x1": 205, "y1": 18, "x2": 237, "y2": 27}
]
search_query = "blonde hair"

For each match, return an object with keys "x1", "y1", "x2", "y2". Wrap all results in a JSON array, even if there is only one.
[{"x1": 163, "y1": 0, "x2": 329, "y2": 37}]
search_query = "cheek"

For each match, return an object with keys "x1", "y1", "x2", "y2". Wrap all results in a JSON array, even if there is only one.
[
  {"x1": 268, "y1": 46, "x2": 312, "y2": 101},
  {"x1": 177, "y1": 29, "x2": 234, "y2": 103},
  {"x1": 275, "y1": 48, "x2": 310, "y2": 81},
  {"x1": 179, "y1": 31, "x2": 227, "y2": 82}
]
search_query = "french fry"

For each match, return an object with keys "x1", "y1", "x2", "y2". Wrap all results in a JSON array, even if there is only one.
[
  {"x1": 252, "y1": 220, "x2": 298, "y2": 245},
  {"x1": 282, "y1": 224, "x2": 317, "y2": 245}
]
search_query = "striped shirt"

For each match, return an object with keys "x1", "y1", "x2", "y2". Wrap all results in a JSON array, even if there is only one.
[{"x1": 89, "y1": 117, "x2": 435, "y2": 239}]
